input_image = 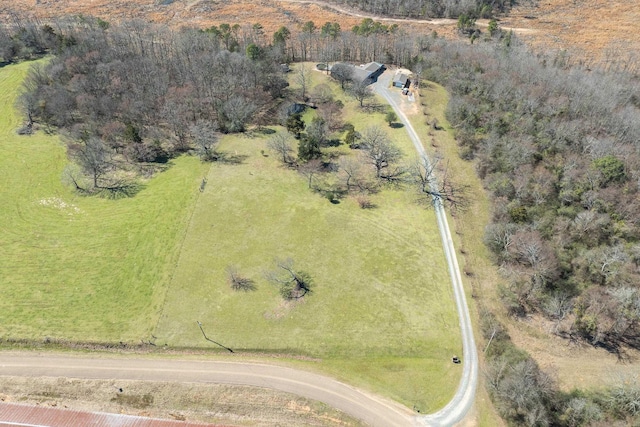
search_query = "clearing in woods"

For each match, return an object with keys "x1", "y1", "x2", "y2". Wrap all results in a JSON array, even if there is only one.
[
  {"x1": 154, "y1": 65, "x2": 462, "y2": 412},
  {"x1": 1, "y1": 61, "x2": 462, "y2": 413}
]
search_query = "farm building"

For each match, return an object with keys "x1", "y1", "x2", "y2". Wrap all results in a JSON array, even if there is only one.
[
  {"x1": 334, "y1": 61, "x2": 385, "y2": 85},
  {"x1": 393, "y1": 73, "x2": 411, "y2": 88}
]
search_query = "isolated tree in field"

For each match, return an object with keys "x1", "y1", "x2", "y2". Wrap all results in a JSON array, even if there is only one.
[
  {"x1": 385, "y1": 110, "x2": 398, "y2": 127},
  {"x1": 286, "y1": 113, "x2": 305, "y2": 139},
  {"x1": 344, "y1": 124, "x2": 359, "y2": 147},
  {"x1": 298, "y1": 134, "x2": 321, "y2": 162},
  {"x1": 318, "y1": 99, "x2": 344, "y2": 131},
  {"x1": 267, "y1": 131, "x2": 295, "y2": 165},
  {"x1": 267, "y1": 258, "x2": 313, "y2": 299},
  {"x1": 190, "y1": 120, "x2": 219, "y2": 161},
  {"x1": 296, "y1": 64, "x2": 312, "y2": 101},
  {"x1": 338, "y1": 154, "x2": 378, "y2": 193},
  {"x1": 69, "y1": 137, "x2": 111, "y2": 189},
  {"x1": 360, "y1": 126, "x2": 402, "y2": 178},
  {"x1": 350, "y1": 80, "x2": 373, "y2": 107},
  {"x1": 311, "y1": 83, "x2": 333, "y2": 104},
  {"x1": 306, "y1": 116, "x2": 328, "y2": 147},
  {"x1": 226, "y1": 265, "x2": 256, "y2": 291},
  {"x1": 330, "y1": 63, "x2": 353, "y2": 89},
  {"x1": 411, "y1": 156, "x2": 470, "y2": 213}
]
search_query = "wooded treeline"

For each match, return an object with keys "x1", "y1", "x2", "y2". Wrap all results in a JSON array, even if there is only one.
[
  {"x1": 418, "y1": 37, "x2": 640, "y2": 352},
  {"x1": 323, "y1": 0, "x2": 521, "y2": 19},
  {"x1": 9, "y1": 15, "x2": 436, "y2": 195},
  {"x1": 13, "y1": 18, "x2": 294, "y2": 191}
]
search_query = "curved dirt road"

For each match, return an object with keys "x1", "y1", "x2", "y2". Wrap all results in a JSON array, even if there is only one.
[
  {"x1": 373, "y1": 72, "x2": 478, "y2": 427},
  {"x1": 277, "y1": 0, "x2": 536, "y2": 34},
  {"x1": 0, "y1": 353, "x2": 416, "y2": 427}
]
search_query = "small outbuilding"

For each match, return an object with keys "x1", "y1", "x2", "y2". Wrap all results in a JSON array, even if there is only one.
[{"x1": 393, "y1": 73, "x2": 411, "y2": 88}]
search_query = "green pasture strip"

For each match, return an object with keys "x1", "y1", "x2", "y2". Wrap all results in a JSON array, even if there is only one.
[{"x1": 0, "y1": 61, "x2": 208, "y2": 341}]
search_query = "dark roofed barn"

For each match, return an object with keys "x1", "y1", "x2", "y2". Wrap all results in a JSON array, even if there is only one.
[{"x1": 350, "y1": 62, "x2": 386, "y2": 85}]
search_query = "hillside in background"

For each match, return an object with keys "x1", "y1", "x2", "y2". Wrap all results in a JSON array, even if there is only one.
[{"x1": 1, "y1": 0, "x2": 638, "y2": 65}]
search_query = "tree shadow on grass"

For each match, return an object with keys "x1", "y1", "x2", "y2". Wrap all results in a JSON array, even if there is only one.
[
  {"x1": 363, "y1": 103, "x2": 387, "y2": 114},
  {"x1": 214, "y1": 152, "x2": 249, "y2": 165},
  {"x1": 245, "y1": 127, "x2": 277, "y2": 138},
  {"x1": 99, "y1": 181, "x2": 146, "y2": 199}
]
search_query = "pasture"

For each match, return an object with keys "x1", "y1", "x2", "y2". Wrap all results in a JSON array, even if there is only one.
[
  {"x1": 1, "y1": 62, "x2": 462, "y2": 412},
  {"x1": 154, "y1": 65, "x2": 462, "y2": 411},
  {"x1": 0, "y1": 61, "x2": 208, "y2": 341}
]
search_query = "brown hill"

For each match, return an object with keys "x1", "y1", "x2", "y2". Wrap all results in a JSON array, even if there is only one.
[{"x1": 2, "y1": 0, "x2": 638, "y2": 65}]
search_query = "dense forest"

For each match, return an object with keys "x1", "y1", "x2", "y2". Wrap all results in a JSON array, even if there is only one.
[
  {"x1": 415, "y1": 37, "x2": 640, "y2": 426},
  {"x1": 4, "y1": 16, "x2": 429, "y2": 194},
  {"x1": 417, "y1": 38, "x2": 640, "y2": 352}
]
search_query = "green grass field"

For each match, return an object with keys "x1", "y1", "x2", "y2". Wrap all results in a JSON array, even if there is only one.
[
  {"x1": 0, "y1": 62, "x2": 462, "y2": 412},
  {"x1": 154, "y1": 65, "x2": 461, "y2": 411},
  {"x1": 0, "y1": 61, "x2": 208, "y2": 341}
]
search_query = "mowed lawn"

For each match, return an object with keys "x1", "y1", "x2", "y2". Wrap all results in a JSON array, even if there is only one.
[
  {"x1": 155, "y1": 66, "x2": 462, "y2": 411},
  {"x1": 0, "y1": 61, "x2": 208, "y2": 340}
]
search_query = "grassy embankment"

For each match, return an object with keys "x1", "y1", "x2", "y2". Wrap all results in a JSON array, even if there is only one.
[
  {"x1": 154, "y1": 65, "x2": 462, "y2": 412},
  {"x1": 411, "y1": 81, "x2": 505, "y2": 426},
  {"x1": 0, "y1": 61, "x2": 208, "y2": 341}
]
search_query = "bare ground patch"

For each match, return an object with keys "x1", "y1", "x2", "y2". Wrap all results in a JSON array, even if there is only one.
[{"x1": 0, "y1": 376, "x2": 363, "y2": 427}]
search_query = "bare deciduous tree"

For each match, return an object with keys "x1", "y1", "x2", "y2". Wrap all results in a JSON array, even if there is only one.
[
  {"x1": 349, "y1": 79, "x2": 373, "y2": 107},
  {"x1": 330, "y1": 62, "x2": 353, "y2": 89},
  {"x1": 266, "y1": 258, "x2": 313, "y2": 299},
  {"x1": 360, "y1": 126, "x2": 402, "y2": 179},
  {"x1": 295, "y1": 64, "x2": 312, "y2": 101},
  {"x1": 226, "y1": 265, "x2": 256, "y2": 291},
  {"x1": 338, "y1": 154, "x2": 378, "y2": 193},
  {"x1": 220, "y1": 95, "x2": 256, "y2": 133},
  {"x1": 190, "y1": 120, "x2": 219, "y2": 161},
  {"x1": 69, "y1": 137, "x2": 112, "y2": 189},
  {"x1": 410, "y1": 156, "x2": 470, "y2": 213},
  {"x1": 267, "y1": 131, "x2": 295, "y2": 165}
]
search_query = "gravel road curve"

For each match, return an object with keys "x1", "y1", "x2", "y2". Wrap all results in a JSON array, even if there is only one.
[
  {"x1": 372, "y1": 71, "x2": 479, "y2": 426},
  {"x1": 0, "y1": 353, "x2": 415, "y2": 427}
]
